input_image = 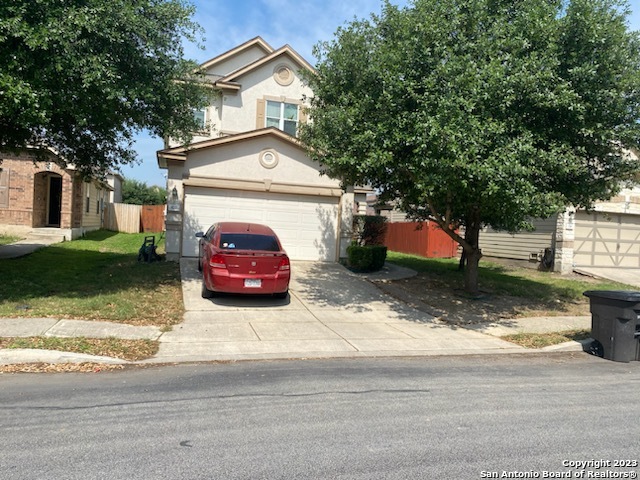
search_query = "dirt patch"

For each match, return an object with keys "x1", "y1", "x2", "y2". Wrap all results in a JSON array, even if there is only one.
[
  {"x1": 0, "y1": 363, "x2": 126, "y2": 374},
  {"x1": 379, "y1": 274, "x2": 591, "y2": 325}
]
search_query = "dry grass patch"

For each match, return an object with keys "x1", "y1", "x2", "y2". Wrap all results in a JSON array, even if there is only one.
[
  {"x1": 385, "y1": 252, "x2": 629, "y2": 325},
  {"x1": 0, "y1": 363, "x2": 126, "y2": 374},
  {"x1": 0, "y1": 336, "x2": 158, "y2": 361},
  {"x1": 502, "y1": 329, "x2": 591, "y2": 349}
]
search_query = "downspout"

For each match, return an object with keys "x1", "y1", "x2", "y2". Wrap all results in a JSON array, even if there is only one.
[{"x1": 335, "y1": 195, "x2": 342, "y2": 262}]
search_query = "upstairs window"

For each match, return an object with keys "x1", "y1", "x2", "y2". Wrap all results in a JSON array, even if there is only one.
[
  {"x1": 193, "y1": 107, "x2": 206, "y2": 131},
  {"x1": 266, "y1": 101, "x2": 298, "y2": 136}
]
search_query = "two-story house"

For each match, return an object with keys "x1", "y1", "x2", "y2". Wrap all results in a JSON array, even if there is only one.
[{"x1": 157, "y1": 37, "x2": 360, "y2": 262}]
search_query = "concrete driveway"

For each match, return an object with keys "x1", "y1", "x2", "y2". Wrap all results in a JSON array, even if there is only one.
[
  {"x1": 150, "y1": 260, "x2": 525, "y2": 362},
  {"x1": 574, "y1": 267, "x2": 640, "y2": 289}
]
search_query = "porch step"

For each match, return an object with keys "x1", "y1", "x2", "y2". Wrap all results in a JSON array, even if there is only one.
[{"x1": 28, "y1": 228, "x2": 67, "y2": 243}]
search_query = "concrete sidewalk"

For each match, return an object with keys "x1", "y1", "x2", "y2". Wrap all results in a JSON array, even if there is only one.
[
  {"x1": 0, "y1": 258, "x2": 591, "y2": 366},
  {"x1": 0, "y1": 235, "x2": 63, "y2": 259}
]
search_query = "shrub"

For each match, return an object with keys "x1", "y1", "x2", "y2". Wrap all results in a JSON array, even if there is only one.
[
  {"x1": 346, "y1": 244, "x2": 388, "y2": 272},
  {"x1": 352, "y1": 215, "x2": 387, "y2": 246}
]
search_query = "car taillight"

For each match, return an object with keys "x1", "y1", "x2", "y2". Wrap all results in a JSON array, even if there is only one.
[
  {"x1": 209, "y1": 254, "x2": 227, "y2": 269},
  {"x1": 278, "y1": 257, "x2": 290, "y2": 271}
]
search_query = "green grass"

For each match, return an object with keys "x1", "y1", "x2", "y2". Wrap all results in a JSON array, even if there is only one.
[
  {"x1": 0, "y1": 230, "x2": 183, "y2": 326},
  {"x1": 386, "y1": 251, "x2": 630, "y2": 302},
  {"x1": 0, "y1": 234, "x2": 20, "y2": 246}
]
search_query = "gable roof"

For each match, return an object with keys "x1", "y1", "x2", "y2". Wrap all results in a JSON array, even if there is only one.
[
  {"x1": 157, "y1": 128, "x2": 305, "y2": 167},
  {"x1": 198, "y1": 39, "x2": 315, "y2": 92},
  {"x1": 216, "y1": 45, "x2": 315, "y2": 87},
  {"x1": 199, "y1": 37, "x2": 274, "y2": 72}
]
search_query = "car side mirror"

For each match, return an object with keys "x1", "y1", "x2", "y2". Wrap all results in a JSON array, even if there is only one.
[{"x1": 195, "y1": 232, "x2": 204, "y2": 238}]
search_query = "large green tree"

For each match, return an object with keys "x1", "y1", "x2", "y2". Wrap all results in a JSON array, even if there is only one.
[
  {"x1": 121, "y1": 178, "x2": 166, "y2": 205},
  {"x1": 300, "y1": 0, "x2": 640, "y2": 294},
  {"x1": 0, "y1": 0, "x2": 211, "y2": 177}
]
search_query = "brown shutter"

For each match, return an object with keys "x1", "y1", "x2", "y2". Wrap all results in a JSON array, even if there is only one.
[
  {"x1": 299, "y1": 105, "x2": 307, "y2": 124},
  {"x1": 0, "y1": 168, "x2": 9, "y2": 208},
  {"x1": 256, "y1": 99, "x2": 265, "y2": 129}
]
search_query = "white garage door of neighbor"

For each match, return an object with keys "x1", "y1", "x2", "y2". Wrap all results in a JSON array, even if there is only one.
[
  {"x1": 182, "y1": 187, "x2": 339, "y2": 261},
  {"x1": 574, "y1": 211, "x2": 640, "y2": 268}
]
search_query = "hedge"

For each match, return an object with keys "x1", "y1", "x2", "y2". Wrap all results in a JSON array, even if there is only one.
[{"x1": 346, "y1": 244, "x2": 388, "y2": 272}]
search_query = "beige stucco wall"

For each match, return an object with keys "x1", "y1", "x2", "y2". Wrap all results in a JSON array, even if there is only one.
[
  {"x1": 185, "y1": 137, "x2": 338, "y2": 189},
  {"x1": 166, "y1": 55, "x2": 311, "y2": 148},
  {"x1": 221, "y1": 58, "x2": 312, "y2": 135}
]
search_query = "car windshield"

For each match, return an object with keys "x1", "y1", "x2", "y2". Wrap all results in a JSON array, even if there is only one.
[{"x1": 219, "y1": 233, "x2": 280, "y2": 252}]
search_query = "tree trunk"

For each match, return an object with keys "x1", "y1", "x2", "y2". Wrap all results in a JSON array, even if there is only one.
[
  {"x1": 458, "y1": 249, "x2": 466, "y2": 271},
  {"x1": 463, "y1": 246, "x2": 482, "y2": 295},
  {"x1": 462, "y1": 216, "x2": 482, "y2": 295}
]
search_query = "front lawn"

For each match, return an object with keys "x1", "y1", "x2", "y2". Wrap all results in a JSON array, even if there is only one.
[
  {"x1": 387, "y1": 252, "x2": 628, "y2": 300},
  {"x1": 386, "y1": 252, "x2": 630, "y2": 324},
  {"x1": 0, "y1": 230, "x2": 183, "y2": 327}
]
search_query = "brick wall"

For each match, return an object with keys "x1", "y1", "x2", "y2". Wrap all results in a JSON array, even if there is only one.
[{"x1": 0, "y1": 152, "x2": 75, "y2": 228}]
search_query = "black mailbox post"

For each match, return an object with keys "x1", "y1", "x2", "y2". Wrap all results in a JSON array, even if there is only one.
[{"x1": 583, "y1": 290, "x2": 640, "y2": 363}]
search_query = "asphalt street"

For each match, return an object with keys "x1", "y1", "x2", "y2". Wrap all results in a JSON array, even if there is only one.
[{"x1": 1, "y1": 354, "x2": 639, "y2": 480}]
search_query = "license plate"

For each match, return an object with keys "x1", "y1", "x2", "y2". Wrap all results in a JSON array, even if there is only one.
[{"x1": 244, "y1": 279, "x2": 262, "y2": 288}]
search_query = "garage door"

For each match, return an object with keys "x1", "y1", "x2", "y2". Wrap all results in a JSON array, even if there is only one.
[
  {"x1": 182, "y1": 187, "x2": 339, "y2": 261},
  {"x1": 574, "y1": 211, "x2": 640, "y2": 268}
]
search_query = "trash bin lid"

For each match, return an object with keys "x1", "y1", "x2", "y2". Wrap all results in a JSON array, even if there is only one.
[{"x1": 583, "y1": 290, "x2": 640, "y2": 302}]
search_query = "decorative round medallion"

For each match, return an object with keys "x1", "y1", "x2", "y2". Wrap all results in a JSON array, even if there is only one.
[
  {"x1": 259, "y1": 149, "x2": 279, "y2": 169},
  {"x1": 273, "y1": 64, "x2": 294, "y2": 86}
]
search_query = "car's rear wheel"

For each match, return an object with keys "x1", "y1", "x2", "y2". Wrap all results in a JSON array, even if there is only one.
[
  {"x1": 273, "y1": 290, "x2": 288, "y2": 300},
  {"x1": 201, "y1": 277, "x2": 215, "y2": 299}
]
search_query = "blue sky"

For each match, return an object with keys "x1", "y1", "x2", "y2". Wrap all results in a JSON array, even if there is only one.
[{"x1": 124, "y1": 0, "x2": 640, "y2": 187}]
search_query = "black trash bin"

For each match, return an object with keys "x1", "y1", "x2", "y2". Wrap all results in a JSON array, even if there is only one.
[{"x1": 583, "y1": 290, "x2": 640, "y2": 363}]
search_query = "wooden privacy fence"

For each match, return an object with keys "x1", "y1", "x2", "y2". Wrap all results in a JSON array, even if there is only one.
[
  {"x1": 104, "y1": 203, "x2": 165, "y2": 233},
  {"x1": 384, "y1": 221, "x2": 458, "y2": 258}
]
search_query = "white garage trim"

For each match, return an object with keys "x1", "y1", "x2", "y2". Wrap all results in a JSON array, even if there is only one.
[
  {"x1": 574, "y1": 211, "x2": 640, "y2": 268},
  {"x1": 182, "y1": 187, "x2": 340, "y2": 261},
  {"x1": 183, "y1": 175, "x2": 343, "y2": 197}
]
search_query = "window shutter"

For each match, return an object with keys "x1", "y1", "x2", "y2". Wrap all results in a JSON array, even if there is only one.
[
  {"x1": 0, "y1": 168, "x2": 9, "y2": 207},
  {"x1": 298, "y1": 105, "x2": 307, "y2": 124},
  {"x1": 256, "y1": 99, "x2": 265, "y2": 129}
]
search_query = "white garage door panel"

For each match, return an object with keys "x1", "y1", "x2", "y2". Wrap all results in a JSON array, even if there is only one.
[
  {"x1": 574, "y1": 212, "x2": 640, "y2": 268},
  {"x1": 183, "y1": 187, "x2": 339, "y2": 261}
]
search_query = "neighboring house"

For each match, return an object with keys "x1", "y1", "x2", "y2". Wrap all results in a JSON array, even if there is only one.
[
  {"x1": 106, "y1": 172, "x2": 124, "y2": 203},
  {"x1": 480, "y1": 185, "x2": 640, "y2": 273},
  {"x1": 373, "y1": 183, "x2": 640, "y2": 273},
  {"x1": 157, "y1": 37, "x2": 365, "y2": 262},
  {"x1": 0, "y1": 149, "x2": 111, "y2": 240}
]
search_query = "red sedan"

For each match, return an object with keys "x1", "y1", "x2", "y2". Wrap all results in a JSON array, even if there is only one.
[{"x1": 196, "y1": 222, "x2": 291, "y2": 299}]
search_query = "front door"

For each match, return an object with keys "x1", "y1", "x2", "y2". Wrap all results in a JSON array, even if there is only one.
[{"x1": 47, "y1": 176, "x2": 62, "y2": 226}]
